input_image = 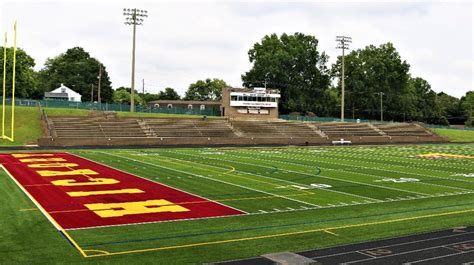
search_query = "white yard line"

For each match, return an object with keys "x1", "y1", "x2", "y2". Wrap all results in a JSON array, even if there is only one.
[
  {"x1": 161, "y1": 151, "x2": 382, "y2": 202},
  {"x1": 286, "y1": 148, "x2": 474, "y2": 184},
  {"x1": 98, "y1": 151, "x2": 321, "y2": 208},
  {"x1": 180, "y1": 150, "x2": 430, "y2": 197},
  {"x1": 230, "y1": 149, "x2": 472, "y2": 193}
]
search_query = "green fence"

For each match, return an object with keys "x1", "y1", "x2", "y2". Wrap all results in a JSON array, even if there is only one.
[
  {"x1": 4, "y1": 98, "x2": 220, "y2": 116},
  {"x1": 279, "y1": 114, "x2": 474, "y2": 131}
]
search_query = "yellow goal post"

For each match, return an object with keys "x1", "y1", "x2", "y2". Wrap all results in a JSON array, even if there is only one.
[{"x1": 1, "y1": 21, "x2": 17, "y2": 142}]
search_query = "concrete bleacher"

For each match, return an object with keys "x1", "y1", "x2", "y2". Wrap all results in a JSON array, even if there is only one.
[
  {"x1": 49, "y1": 117, "x2": 148, "y2": 138},
  {"x1": 314, "y1": 122, "x2": 382, "y2": 137},
  {"x1": 40, "y1": 113, "x2": 447, "y2": 147},
  {"x1": 231, "y1": 120, "x2": 321, "y2": 138},
  {"x1": 374, "y1": 123, "x2": 434, "y2": 137},
  {"x1": 145, "y1": 118, "x2": 236, "y2": 138}
]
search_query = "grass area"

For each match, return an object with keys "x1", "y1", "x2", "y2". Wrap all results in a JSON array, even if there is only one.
[
  {"x1": 0, "y1": 106, "x2": 42, "y2": 146},
  {"x1": 1, "y1": 144, "x2": 473, "y2": 263},
  {"x1": 432, "y1": 128, "x2": 474, "y2": 142},
  {"x1": 44, "y1": 107, "x2": 90, "y2": 116}
]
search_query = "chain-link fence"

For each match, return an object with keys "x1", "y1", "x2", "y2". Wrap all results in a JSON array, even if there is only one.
[
  {"x1": 279, "y1": 114, "x2": 474, "y2": 131},
  {"x1": 4, "y1": 98, "x2": 220, "y2": 116}
]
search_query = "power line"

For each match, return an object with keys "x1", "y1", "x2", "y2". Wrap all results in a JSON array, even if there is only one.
[{"x1": 123, "y1": 8, "x2": 148, "y2": 112}]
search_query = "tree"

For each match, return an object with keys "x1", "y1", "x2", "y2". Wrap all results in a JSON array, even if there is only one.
[
  {"x1": 0, "y1": 47, "x2": 37, "y2": 98},
  {"x1": 37, "y1": 47, "x2": 113, "y2": 102},
  {"x1": 408, "y1": 77, "x2": 447, "y2": 125},
  {"x1": 112, "y1": 89, "x2": 130, "y2": 104},
  {"x1": 461, "y1": 91, "x2": 474, "y2": 127},
  {"x1": 332, "y1": 43, "x2": 411, "y2": 121},
  {"x1": 436, "y1": 92, "x2": 464, "y2": 125},
  {"x1": 144, "y1": 93, "x2": 160, "y2": 103},
  {"x1": 157, "y1": 87, "x2": 180, "y2": 100},
  {"x1": 112, "y1": 88, "x2": 141, "y2": 105},
  {"x1": 184, "y1": 78, "x2": 227, "y2": 101},
  {"x1": 242, "y1": 33, "x2": 330, "y2": 114}
]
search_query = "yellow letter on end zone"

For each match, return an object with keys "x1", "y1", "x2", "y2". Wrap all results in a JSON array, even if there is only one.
[
  {"x1": 28, "y1": 163, "x2": 78, "y2": 168},
  {"x1": 20, "y1": 158, "x2": 66, "y2": 163},
  {"x1": 12, "y1": 154, "x2": 54, "y2": 158},
  {"x1": 85, "y1": 199, "x2": 190, "y2": 218},
  {"x1": 67, "y1": 188, "x2": 144, "y2": 197},
  {"x1": 52, "y1": 178, "x2": 119, "y2": 186},
  {"x1": 37, "y1": 169, "x2": 98, "y2": 177}
]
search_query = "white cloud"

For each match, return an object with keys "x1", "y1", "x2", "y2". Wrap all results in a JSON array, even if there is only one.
[{"x1": 0, "y1": 0, "x2": 472, "y2": 98}]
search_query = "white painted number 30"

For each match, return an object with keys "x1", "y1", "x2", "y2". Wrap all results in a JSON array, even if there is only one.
[
  {"x1": 310, "y1": 184, "x2": 332, "y2": 189},
  {"x1": 375, "y1": 178, "x2": 419, "y2": 183}
]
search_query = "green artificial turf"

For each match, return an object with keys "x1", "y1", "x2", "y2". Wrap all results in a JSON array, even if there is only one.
[{"x1": 1, "y1": 144, "x2": 473, "y2": 264}]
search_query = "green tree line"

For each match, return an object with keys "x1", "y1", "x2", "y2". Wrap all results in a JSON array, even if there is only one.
[
  {"x1": 0, "y1": 33, "x2": 472, "y2": 126},
  {"x1": 242, "y1": 33, "x2": 472, "y2": 126}
]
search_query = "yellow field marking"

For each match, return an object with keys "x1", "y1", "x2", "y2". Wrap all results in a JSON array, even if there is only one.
[
  {"x1": 19, "y1": 208, "x2": 38, "y2": 212},
  {"x1": 67, "y1": 188, "x2": 144, "y2": 197},
  {"x1": 0, "y1": 164, "x2": 88, "y2": 258},
  {"x1": 83, "y1": 249, "x2": 111, "y2": 255},
  {"x1": 223, "y1": 166, "x2": 235, "y2": 175},
  {"x1": 49, "y1": 209, "x2": 90, "y2": 214},
  {"x1": 323, "y1": 230, "x2": 338, "y2": 236},
  {"x1": 83, "y1": 207, "x2": 474, "y2": 258},
  {"x1": 417, "y1": 153, "x2": 474, "y2": 159}
]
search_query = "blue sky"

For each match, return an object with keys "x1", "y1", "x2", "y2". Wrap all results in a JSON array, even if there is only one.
[{"x1": 0, "y1": 0, "x2": 472, "y2": 98}]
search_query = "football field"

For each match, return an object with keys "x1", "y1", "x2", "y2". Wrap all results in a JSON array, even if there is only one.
[{"x1": 1, "y1": 144, "x2": 473, "y2": 264}]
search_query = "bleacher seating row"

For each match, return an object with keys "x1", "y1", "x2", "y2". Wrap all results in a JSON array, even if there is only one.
[{"x1": 42, "y1": 115, "x2": 446, "y2": 146}]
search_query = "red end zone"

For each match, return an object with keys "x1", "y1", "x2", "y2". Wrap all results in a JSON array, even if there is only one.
[{"x1": 0, "y1": 152, "x2": 245, "y2": 229}]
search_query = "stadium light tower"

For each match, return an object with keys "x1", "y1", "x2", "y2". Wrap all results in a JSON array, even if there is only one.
[
  {"x1": 123, "y1": 8, "x2": 148, "y2": 112},
  {"x1": 336, "y1": 35, "x2": 351, "y2": 122}
]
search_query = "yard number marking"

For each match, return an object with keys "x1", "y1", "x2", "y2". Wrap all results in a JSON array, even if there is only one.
[{"x1": 375, "y1": 178, "x2": 419, "y2": 183}]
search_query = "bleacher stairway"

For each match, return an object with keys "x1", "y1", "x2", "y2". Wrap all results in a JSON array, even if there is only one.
[{"x1": 39, "y1": 114, "x2": 447, "y2": 147}]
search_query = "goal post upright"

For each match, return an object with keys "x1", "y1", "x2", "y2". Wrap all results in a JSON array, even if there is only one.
[
  {"x1": 11, "y1": 20, "x2": 17, "y2": 142},
  {"x1": 2, "y1": 32, "x2": 6, "y2": 139},
  {"x1": 1, "y1": 20, "x2": 17, "y2": 142}
]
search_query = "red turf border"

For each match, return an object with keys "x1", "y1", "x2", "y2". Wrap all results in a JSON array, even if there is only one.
[{"x1": 0, "y1": 152, "x2": 245, "y2": 229}]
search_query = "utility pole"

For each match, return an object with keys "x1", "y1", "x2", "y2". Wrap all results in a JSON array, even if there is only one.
[
  {"x1": 97, "y1": 64, "x2": 102, "y2": 104},
  {"x1": 91, "y1": 84, "x2": 94, "y2": 103},
  {"x1": 123, "y1": 8, "x2": 148, "y2": 112},
  {"x1": 336, "y1": 35, "x2": 352, "y2": 122},
  {"x1": 142, "y1": 78, "x2": 145, "y2": 107},
  {"x1": 375, "y1": 92, "x2": 384, "y2": 122}
]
